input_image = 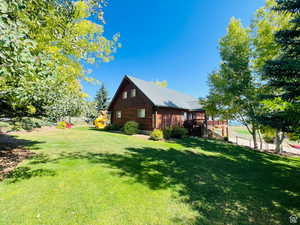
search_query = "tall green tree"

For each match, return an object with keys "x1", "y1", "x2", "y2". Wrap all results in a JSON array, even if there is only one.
[
  {"x1": 259, "y1": 0, "x2": 300, "y2": 152},
  {"x1": 205, "y1": 0, "x2": 294, "y2": 151},
  {"x1": 206, "y1": 18, "x2": 262, "y2": 148},
  {"x1": 251, "y1": 0, "x2": 292, "y2": 152},
  {"x1": 95, "y1": 84, "x2": 109, "y2": 112},
  {"x1": 251, "y1": 0, "x2": 291, "y2": 72},
  {"x1": 0, "y1": 0, "x2": 119, "y2": 117}
]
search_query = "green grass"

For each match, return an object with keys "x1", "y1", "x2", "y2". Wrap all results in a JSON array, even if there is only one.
[
  {"x1": 230, "y1": 126, "x2": 251, "y2": 137},
  {"x1": 0, "y1": 127, "x2": 300, "y2": 225}
]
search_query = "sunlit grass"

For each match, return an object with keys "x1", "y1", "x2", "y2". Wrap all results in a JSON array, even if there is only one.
[{"x1": 0, "y1": 127, "x2": 299, "y2": 225}]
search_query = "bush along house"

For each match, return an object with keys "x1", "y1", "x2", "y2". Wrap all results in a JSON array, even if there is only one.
[{"x1": 108, "y1": 75, "x2": 228, "y2": 137}]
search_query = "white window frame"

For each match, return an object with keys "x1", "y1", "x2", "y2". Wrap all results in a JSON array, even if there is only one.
[
  {"x1": 131, "y1": 89, "x2": 136, "y2": 97},
  {"x1": 122, "y1": 91, "x2": 127, "y2": 99},
  {"x1": 137, "y1": 108, "x2": 146, "y2": 118},
  {"x1": 116, "y1": 111, "x2": 122, "y2": 119}
]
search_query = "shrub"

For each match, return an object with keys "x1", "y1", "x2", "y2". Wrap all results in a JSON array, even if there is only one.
[
  {"x1": 171, "y1": 127, "x2": 188, "y2": 139},
  {"x1": 56, "y1": 121, "x2": 72, "y2": 129},
  {"x1": 6, "y1": 117, "x2": 54, "y2": 132},
  {"x1": 21, "y1": 118, "x2": 37, "y2": 130},
  {"x1": 163, "y1": 128, "x2": 173, "y2": 139},
  {"x1": 11, "y1": 121, "x2": 23, "y2": 131},
  {"x1": 56, "y1": 121, "x2": 67, "y2": 129},
  {"x1": 123, "y1": 121, "x2": 139, "y2": 135},
  {"x1": 9, "y1": 117, "x2": 42, "y2": 131},
  {"x1": 263, "y1": 134, "x2": 275, "y2": 143},
  {"x1": 288, "y1": 130, "x2": 300, "y2": 141},
  {"x1": 150, "y1": 129, "x2": 164, "y2": 141},
  {"x1": 261, "y1": 126, "x2": 275, "y2": 143}
]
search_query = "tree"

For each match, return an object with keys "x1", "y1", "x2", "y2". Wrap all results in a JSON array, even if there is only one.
[
  {"x1": 250, "y1": 0, "x2": 293, "y2": 152},
  {"x1": 82, "y1": 101, "x2": 98, "y2": 123},
  {"x1": 199, "y1": 95, "x2": 221, "y2": 120},
  {"x1": 259, "y1": 0, "x2": 300, "y2": 152},
  {"x1": 43, "y1": 87, "x2": 86, "y2": 122},
  {"x1": 0, "y1": 0, "x2": 119, "y2": 117},
  {"x1": 95, "y1": 84, "x2": 109, "y2": 112},
  {"x1": 251, "y1": 0, "x2": 291, "y2": 72},
  {"x1": 206, "y1": 18, "x2": 262, "y2": 149},
  {"x1": 205, "y1": 0, "x2": 294, "y2": 151}
]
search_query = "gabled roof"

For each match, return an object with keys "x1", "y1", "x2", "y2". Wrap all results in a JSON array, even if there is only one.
[{"x1": 110, "y1": 75, "x2": 202, "y2": 111}]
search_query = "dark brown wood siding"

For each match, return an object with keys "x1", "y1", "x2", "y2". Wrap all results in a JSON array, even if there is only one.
[
  {"x1": 155, "y1": 108, "x2": 186, "y2": 129},
  {"x1": 190, "y1": 111, "x2": 206, "y2": 120},
  {"x1": 155, "y1": 108, "x2": 206, "y2": 129},
  {"x1": 110, "y1": 79, "x2": 154, "y2": 130}
]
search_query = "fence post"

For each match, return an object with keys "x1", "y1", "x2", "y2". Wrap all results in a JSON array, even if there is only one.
[
  {"x1": 249, "y1": 139, "x2": 251, "y2": 148},
  {"x1": 236, "y1": 136, "x2": 238, "y2": 144}
]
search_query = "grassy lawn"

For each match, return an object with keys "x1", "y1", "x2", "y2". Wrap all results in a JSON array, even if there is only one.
[
  {"x1": 229, "y1": 126, "x2": 251, "y2": 137},
  {"x1": 0, "y1": 127, "x2": 300, "y2": 225}
]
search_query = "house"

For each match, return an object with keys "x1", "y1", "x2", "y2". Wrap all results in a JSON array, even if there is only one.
[{"x1": 108, "y1": 75, "x2": 208, "y2": 135}]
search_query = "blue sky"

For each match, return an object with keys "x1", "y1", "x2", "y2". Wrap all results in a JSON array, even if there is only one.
[{"x1": 82, "y1": 0, "x2": 265, "y2": 100}]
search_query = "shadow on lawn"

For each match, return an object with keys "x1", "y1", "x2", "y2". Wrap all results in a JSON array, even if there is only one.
[
  {"x1": 27, "y1": 137, "x2": 300, "y2": 225},
  {"x1": 0, "y1": 133, "x2": 51, "y2": 182},
  {"x1": 5, "y1": 166, "x2": 56, "y2": 183},
  {"x1": 0, "y1": 133, "x2": 44, "y2": 151}
]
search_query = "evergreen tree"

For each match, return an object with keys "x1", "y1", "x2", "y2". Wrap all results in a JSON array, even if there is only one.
[
  {"x1": 259, "y1": 0, "x2": 300, "y2": 151},
  {"x1": 95, "y1": 84, "x2": 109, "y2": 112}
]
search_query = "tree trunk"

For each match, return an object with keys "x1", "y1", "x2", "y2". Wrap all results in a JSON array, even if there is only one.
[
  {"x1": 252, "y1": 128, "x2": 258, "y2": 149},
  {"x1": 258, "y1": 130, "x2": 263, "y2": 150},
  {"x1": 275, "y1": 129, "x2": 285, "y2": 154},
  {"x1": 244, "y1": 123, "x2": 258, "y2": 149}
]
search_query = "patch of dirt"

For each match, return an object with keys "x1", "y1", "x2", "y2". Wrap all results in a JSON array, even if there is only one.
[
  {"x1": 0, "y1": 148, "x2": 34, "y2": 180},
  {"x1": 0, "y1": 135, "x2": 35, "y2": 181}
]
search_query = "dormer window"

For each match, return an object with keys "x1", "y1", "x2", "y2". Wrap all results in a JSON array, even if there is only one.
[
  {"x1": 122, "y1": 91, "x2": 127, "y2": 99},
  {"x1": 131, "y1": 89, "x2": 136, "y2": 97}
]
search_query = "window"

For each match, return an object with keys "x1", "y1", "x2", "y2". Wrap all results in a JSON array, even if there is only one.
[
  {"x1": 131, "y1": 89, "x2": 136, "y2": 97},
  {"x1": 137, "y1": 108, "x2": 145, "y2": 118},
  {"x1": 122, "y1": 91, "x2": 127, "y2": 99},
  {"x1": 116, "y1": 111, "x2": 122, "y2": 119}
]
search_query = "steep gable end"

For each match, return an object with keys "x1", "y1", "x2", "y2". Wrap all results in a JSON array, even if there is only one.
[{"x1": 108, "y1": 76, "x2": 154, "y2": 111}]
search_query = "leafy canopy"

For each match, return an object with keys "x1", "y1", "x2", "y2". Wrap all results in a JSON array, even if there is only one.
[{"x1": 0, "y1": 0, "x2": 119, "y2": 118}]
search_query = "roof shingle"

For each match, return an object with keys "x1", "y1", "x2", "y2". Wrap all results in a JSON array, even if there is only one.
[{"x1": 127, "y1": 75, "x2": 202, "y2": 111}]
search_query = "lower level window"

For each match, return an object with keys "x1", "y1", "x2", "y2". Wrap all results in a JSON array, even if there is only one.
[
  {"x1": 116, "y1": 111, "x2": 122, "y2": 119},
  {"x1": 137, "y1": 108, "x2": 145, "y2": 118}
]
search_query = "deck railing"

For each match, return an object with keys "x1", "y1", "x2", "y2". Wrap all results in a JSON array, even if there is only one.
[{"x1": 207, "y1": 120, "x2": 228, "y2": 126}]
